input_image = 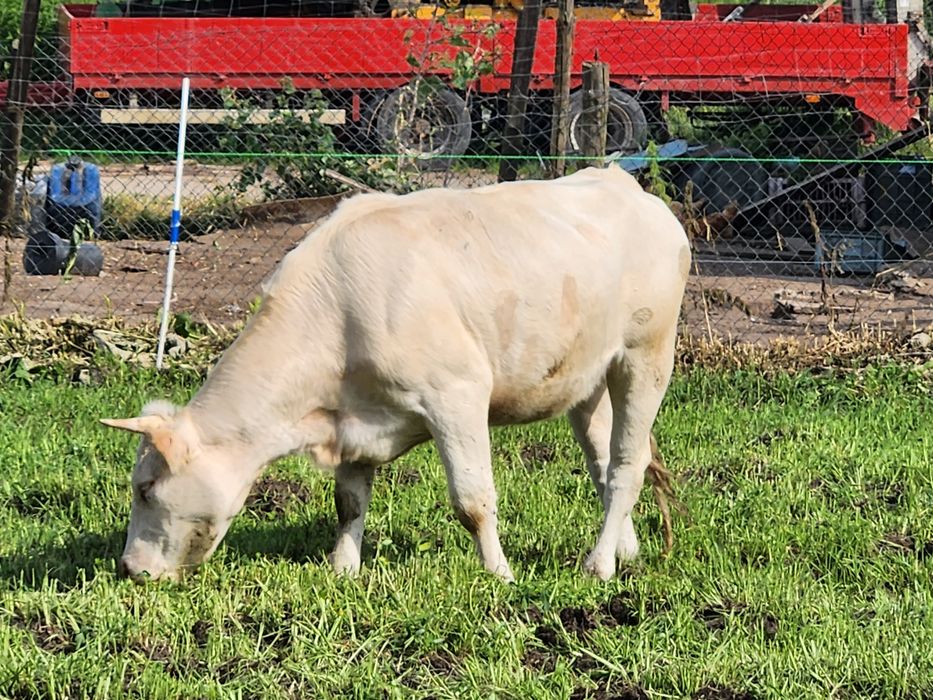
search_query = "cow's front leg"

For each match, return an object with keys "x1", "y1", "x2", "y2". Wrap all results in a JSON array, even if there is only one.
[
  {"x1": 329, "y1": 462, "x2": 375, "y2": 576},
  {"x1": 426, "y1": 393, "x2": 515, "y2": 582}
]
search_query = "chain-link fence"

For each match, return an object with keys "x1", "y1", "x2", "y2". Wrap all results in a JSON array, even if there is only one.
[{"x1": 1, "y1": 0, "x2": 931, "y2": 345}]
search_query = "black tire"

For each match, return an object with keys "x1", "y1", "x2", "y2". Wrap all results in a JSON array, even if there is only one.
[
  {"x1": 682, "y1": 147, "x2": 769, "y2": 214},
  {"x1": 568, "y1": 88, "x2": 649, "y2": 155},
  {"x1": 373, "y1": 84, "x2": 472, "y2": 171}
]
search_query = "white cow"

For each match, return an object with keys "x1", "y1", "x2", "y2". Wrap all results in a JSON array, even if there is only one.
[{"x1": 102, "y1": 166, "x2": 691, "y2": 583}]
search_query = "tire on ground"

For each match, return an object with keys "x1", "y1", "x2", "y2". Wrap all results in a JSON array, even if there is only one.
[
  {"x1": 568, "y1": 88, "x2": 649, "y2": 155},
  {"x1": 373, "y1": 85, "x2": 472, "y2": 170}
]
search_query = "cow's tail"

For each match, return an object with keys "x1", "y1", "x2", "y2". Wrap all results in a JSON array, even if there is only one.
[{"x1": 646, "y1": 431, "x2": 686, "y2": 558}]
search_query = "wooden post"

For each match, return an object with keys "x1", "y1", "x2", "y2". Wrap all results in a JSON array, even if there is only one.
[
  {"x1": 580, "y1": 60, "x2": 609, "y2": 166},
  {"x1": 0, "y1": 0, "x2": 42, "y2": 234},
  {"x1": 549, "y1": 0, "x2": 574, "y2": 178},
  {"x1": 841, "y1": 0, "x2": 855, "y2": 23},
  {"x1": 885, "y1": 0, "x2": 897, "y2": 23},
  {"x1": 1, "y1": 0, "x2": 41, "y2": 303},
  {"x1": 497, "y1": 0, "x2": 543, "y2": 183}
]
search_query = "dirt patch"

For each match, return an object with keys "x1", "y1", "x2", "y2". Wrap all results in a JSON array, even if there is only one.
[
  {"x1": 756, "y1": 429, "x2": 787, "y2": 446},
  {"x1": 128, "y1": 637, "x2": 208, "y2": 679},
  {"x1": 6, "y1": 488, "x2": 75, "y2": 517},
  {"x1": 4, "y1": 209, "x2": 931, "y2": 345},
  {"x1": 13, "y1": 614, "x2": 76, "y2": 654},
  {"x1": 683, "y1": 253, "x2": 933, "y2": 345},
  {"x1": 216, "y1": 657, "x2": 264, "y2": 684},
  {"x1": 604, "y1": 594, "x2": 640, "y2": 627},
  {"x1": 526, "y1": 595, "x2": 643, "y2": 653},
  {"x1": 133, "y1": 638, "x2": 173, "y2": 663},
  {"x1": 570, "y1": 682, "x2": 650, "y2": 700},
  {"x1": 245, "y1": 476, "x2": 312, "y2": 518},
  {"x1": 738, "y1": 548, "x2": 772, "y2": 568},
  {"x1": 571, "y1": 654, "x2": 599, "y2": 673},
  {"x1": 523, "y1": 647, "x2": 557, "y2": 673},
  {"x1": 693, "y1": 686, "x2": 758, "y2": 700},
  {"x1": 422, "y1": 650, "x2": 459, "y2": 676},
  {"x1": 239, "y1": 611, "x2": 293, "y2": 651},
  {"x1": 533, "y1": 621, "x2": 563, "y2": 650},
  {"x1": 876, "y1": 531, "x2": 933, "y2": 558},
  {"x1": 697, "y1": 600, "x2": 778, "y2": 641},
  {"x1": 879, "y1": 531, "x2": 913, "y2": 553},
  {"x1": 760, "y1": 613, "x2": 779, "y2": 641},
  {"x1": 1, "y1": 222, "x2": 316, "y2": 325},
  {"x1": 377, "y1": 464, "x2": 422, "y2": 486},
  {"x1": 865, "y1": 481, "x2": 906, "y2": 510},
  {"x1": 191, "y1": 620, "x2": 211, "y2": 648},
  {"x1": 698, "y1": 600, "x2": 748, "y2": 632},
  {"x1": 519, "y1": 442, "x2": 558, "y2": 469},
  {"x1": 558, "y1": 607, "x2": 602, "y2": 638},
  {"x1": 809, "y1": 477, "x2": 828, "y2": 492}
]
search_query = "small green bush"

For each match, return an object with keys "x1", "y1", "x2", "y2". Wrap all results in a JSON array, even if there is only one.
[{"x1": 218, "y1": 83, "x2": 414, "y2": 200}]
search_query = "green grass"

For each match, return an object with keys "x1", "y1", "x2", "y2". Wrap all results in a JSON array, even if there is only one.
[{"x1": 1, "y1": 360, "x2": 932, "y2": 698}]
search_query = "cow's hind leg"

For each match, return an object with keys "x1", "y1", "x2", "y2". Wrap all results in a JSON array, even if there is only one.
[
  {"x1": 583, "y1": 336, "x2": 675, "y2": 580},
  {"x1": 425, "y1": 389, "x2": 514, "y2": 582},
  {"x1": 329, "y1": 462, "x2": 375, "y2": 576},
  {"x1": 568, "y1": 382, "x2": 611, "y2": 503}
]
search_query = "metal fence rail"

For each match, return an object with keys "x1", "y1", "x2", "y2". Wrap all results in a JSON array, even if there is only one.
[{"x1": 1, "y1": 0, "x2": 931, "y2": 345}]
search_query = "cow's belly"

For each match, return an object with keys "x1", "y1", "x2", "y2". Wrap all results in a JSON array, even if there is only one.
[
  {"x1": 336, "y1": 409, "x2": 431, "y2": 465},
  {"x1": 488, "y1": 363, "x2": 607, "y2": 426}
]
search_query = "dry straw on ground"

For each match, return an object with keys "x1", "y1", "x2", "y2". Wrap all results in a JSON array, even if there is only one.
[{"x1": 3, "y1": 313, "x2": 930, "y2": 375}]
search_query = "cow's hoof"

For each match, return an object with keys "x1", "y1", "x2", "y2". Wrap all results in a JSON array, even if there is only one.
[
  {"x1": 615, "y1": 539, "x2": 640, "y2": 562},
  {"x1": 494, "y1": 565, "x2": 516, "y2": 584},
  {"x1": 583, "y1": 552, "x2": 615, "y2": 581},
  {"x1": 616, "y1": 518, "x2": 640, "y2": 561},
  {"x1": 328, "y1": 552, "x2": 361, "y2": 577}
]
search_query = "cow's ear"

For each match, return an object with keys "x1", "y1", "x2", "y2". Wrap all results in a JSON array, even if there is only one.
[{"x1": 100, "y1": 414, "x2": 189, "y2": 471}]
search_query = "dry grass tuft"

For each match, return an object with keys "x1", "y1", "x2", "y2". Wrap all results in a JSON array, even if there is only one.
[{"x1": 677, "y1": 324, "x2": 933, "y2": 375}]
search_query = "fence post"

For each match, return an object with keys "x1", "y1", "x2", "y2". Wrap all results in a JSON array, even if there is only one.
[
  {"x1": 1, "y1": 0, "x2": 41, "y2": 303},
  {"x1": 885, "y1": 0, "x2": 897, "y2": 23},
  {"x1": 580, "y1": 60, "x2": 609, "y2": 166},
  {"x1": 497, "y1": 0, "x2": 543, "y2": 183},
  {"x1": 0, "y1": 0, "x2": 42, "y2": 234},
  {"x1": 549, "y1": 0, "x2": 574, "y2": 178}
]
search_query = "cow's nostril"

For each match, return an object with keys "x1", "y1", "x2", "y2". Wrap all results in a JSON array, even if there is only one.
[{"x1": 117, "y1": 557, "x2": 130, "y2": 579}]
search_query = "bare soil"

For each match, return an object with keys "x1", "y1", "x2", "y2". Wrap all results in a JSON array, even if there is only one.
[
  {"x1": 1, "y1": 221, "x2": 313, "y2": 324},
  {"x1": 3, "y1": 213, "x2": 931, "y2": 345},
  {"x1": 244, "y1": 476, "x2": 313, "y2": 519}
]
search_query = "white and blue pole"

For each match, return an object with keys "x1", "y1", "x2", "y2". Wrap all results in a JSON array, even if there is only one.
[{"x1": 156, "y1": 76, "x2": 191, "y2": 370}]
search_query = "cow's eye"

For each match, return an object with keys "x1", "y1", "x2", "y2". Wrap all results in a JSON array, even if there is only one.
[{"x1": 136, "y1": 480, "x2": 156, "y2": 504}]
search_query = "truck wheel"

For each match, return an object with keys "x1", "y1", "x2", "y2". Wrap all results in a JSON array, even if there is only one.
[
  {"x1": 568, "y1": 88, "x2": 648, "y2": 155},
  {"x1": 373, "y1": 84, "x2": 472, "y2": 170}
]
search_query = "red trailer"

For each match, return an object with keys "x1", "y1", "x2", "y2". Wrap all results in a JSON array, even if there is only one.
[{"x1": 2, "y1": 1, "x2": 930, "y2": 159}]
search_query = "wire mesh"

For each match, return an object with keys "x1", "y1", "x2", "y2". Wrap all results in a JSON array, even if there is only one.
[{"x1": 1, "y1": 0, "x2": 931, "y2": 345}]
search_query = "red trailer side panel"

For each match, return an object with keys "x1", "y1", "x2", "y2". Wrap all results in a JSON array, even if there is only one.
[{"x1": 59, "y1": 4, "x2": 917, "y2": 130}]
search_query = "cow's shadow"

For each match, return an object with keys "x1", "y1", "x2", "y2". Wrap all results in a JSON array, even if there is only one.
[
  {"x1": 223, "y1": 514, "x2": 436, "y2": 566},
  {"x1": 0, "y1": 513, "x2": 429, "y2": 591},
  {"x1": 0, "y1": 529, "x2": 126, "y2": 591},
  {"x1": 222, "y1": 515, "x2": 423, "y2": 569},
  {"x1": 222, "y1": 516, "x2": 336, "y2": 566}
]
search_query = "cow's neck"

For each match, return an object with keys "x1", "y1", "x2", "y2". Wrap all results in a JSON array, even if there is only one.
[{"x1": 186, "y1": 299, "x2": 342, "y2": 474}]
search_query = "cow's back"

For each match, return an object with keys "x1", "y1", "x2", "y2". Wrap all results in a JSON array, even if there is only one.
[{"x1": 268, "y1": 167, "x2": 690, "y2": 424}]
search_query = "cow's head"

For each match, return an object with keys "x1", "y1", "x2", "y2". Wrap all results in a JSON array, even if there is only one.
[{"x1": 101, "y1": 401, "x2": 250, "y2": 583}]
